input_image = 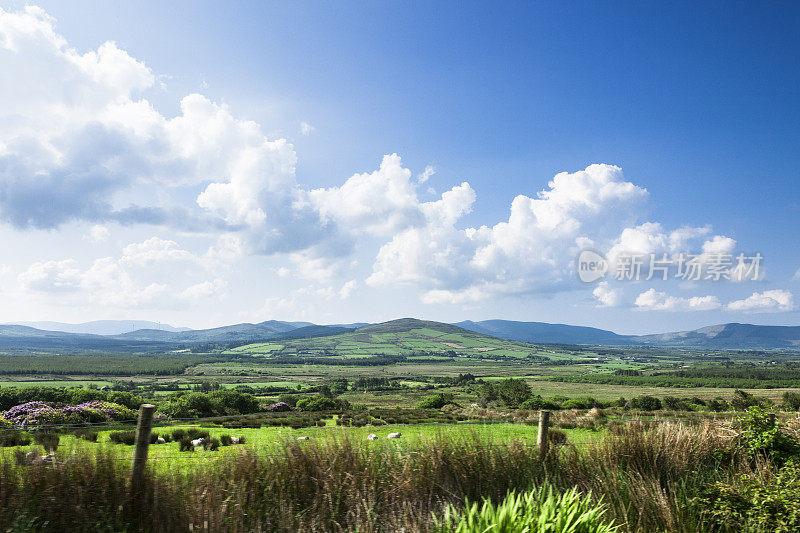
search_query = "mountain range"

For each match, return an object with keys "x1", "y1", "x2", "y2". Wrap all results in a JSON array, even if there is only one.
[{"x1": 0, "y1": 319, "x2": 798, "y2": 350}]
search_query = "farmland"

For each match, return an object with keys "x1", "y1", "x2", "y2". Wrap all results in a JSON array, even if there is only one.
[{"x1": 2, "y1": 318, "x2": 800, "y2": 531}]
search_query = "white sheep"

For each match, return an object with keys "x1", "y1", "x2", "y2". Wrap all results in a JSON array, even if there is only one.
[
  {"x1": 230, "y1": 436, "x2": 240, "y2": 445},
  {"x1": 191, "y1": 438, "x2": 206, "y2": 448},
  {"x1": 387, "y1": 432, "x2": 402, "y2": 439},
  {"x1": 297, "y1": 436, "x2": 309, "y2": 440},
  {"x1": 366, "y1": 434, "x2": 378, "y2": 440},
  {"x1": 156, "y1": 437, "x2": 166, "y2": 444}
]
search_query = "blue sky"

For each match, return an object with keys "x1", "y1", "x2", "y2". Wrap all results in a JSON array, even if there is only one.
[{"x1": 0, "y1": 1, "x2": 798, "y2": 333}]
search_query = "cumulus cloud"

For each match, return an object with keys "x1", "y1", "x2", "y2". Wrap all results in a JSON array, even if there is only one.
[
  {"x1": 634, "y1": 288, "x2": 722, "y2": 311},
  {"x1": 369, "y1": 164, "x2": 653, "y2": 302},
  {"x1": 592, "y1": 281, "x2": 622, "y2": 307},
  {"x1": 726, "y1": 290, "x2": 795, "y2": 313},
  {"x1": 17, "y1": 236, "x2": 225, "y2": 308},
  {"x1": 85, "y1": 224, "x2": 110, "y2": 243}
]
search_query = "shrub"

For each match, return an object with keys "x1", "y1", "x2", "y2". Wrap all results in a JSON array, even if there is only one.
[
  {"x1": 629, "y1": 395, "x2": 662, "y2": 411},
  {"x1": 185, "y1": 428, "x2": 210, "y2": 440},
  {"x1": 268, "y1": 402, "x2": 293, "y2": 412},
  {"x1": 0, "y1": 431, "x2": 31, "y2": 447},
  {"x1": 108, "y1": 431, "x2": 136, "y2": 445},
  {"x1": 416, "y1": 394, "x2": 454, "y2": 409},
  {"x1": 434, "y1": 486, "x2": 617, "y2": 533},
  {"x1": 735, "y1": 408, "x2": 800, "y2": 465},
  {"x1": 220, "y1": 434, "x2": 233, "y2": 446},
  {"x1": 178, "y1": 437, "x2": 194, "y2": 452},
  {"x1": 32, "y1": 431, "x2": 60, "y2": 452},
  {"x1": 783, "y1": 391, "x2": 800, "y2": 411},
  {"x1": 296, "y1": 396, "x2": 338, "y2": 411},
  {"x1": 562, "y1": 397, "x2": 599, "y2": 410},
  {"x1": 203, "y1": 438, "x2": 220, "y2": 451},
  {"x1": 519, "y1": 396, "x2": 559, "y2": 411},
  {"x1": 732, "y1": 389, "x2": 762, "y2": 411},
  {"x1": 697, "y1": 459, "x2": 800, "y2": 531},
  {"x1": 707, "y1": 398, "x2": 729, "y2": 412},
  {"x1": 496, "y1": 379, "x2": 532, "y2": 407},
  {"x1": 73, "y1": 429, "x2": 98, "y2": 442},
  {"x1": 171, "y1": 429, "x2": 187, "y2": 441}
]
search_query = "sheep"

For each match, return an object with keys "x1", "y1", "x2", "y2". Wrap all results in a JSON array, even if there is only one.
[
  {"x1": 230, "y1": 436, "x2": 240, "y2": 445},
  {"x1": 156, "y1": 437, "x2": 166, "y2": 444},
  {"x1": 366, "y1": 434, "x2": 378, "y2": 440},
  {"x1": 191, "y1": 438, "x2": 206, "y2": 448},
  {"x1": 387, "y1": 432, "x2": 402, "y2": 439},
  {"x1": 297, "y1": 436, "x2": 310, "y2": 441}
]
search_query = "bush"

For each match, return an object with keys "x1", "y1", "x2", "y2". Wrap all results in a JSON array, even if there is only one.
[
  {"x1": 185, "y1": 428, "x2": 210, "y2": 440},
  {"x1": 783, "y1": 392, "x2": 800, "y2": 411},
  {"x1": 178, "y1": 437, "x2": 194, "y2": 452},
  {"x1": 0, "y1": 431, "x2": 31, "y2": 447},
  {"x1": 33, "y1": 431, "x2": 59, "y2": 452},
  {"x1": 108, "y1": 431, "x2": 136, "y2": 445},
  {"x1": 562, "y1": 397, "x2": 599, "y2": 410},
  {"x1": 296, "y1": 396, "x2": 340, "y2": 411},
  {"x1": 220, "y1": 434, "x2": 233, "y2": 446},
  {"x1": 73, "y1": 429, "x2": 98, "y2": 442},
  {"x1": 629, "y1": 395, "x2": 662, "y2": 411},
  {"x1": 736, "y1": 408, "x2": 800, "y2": 465},
  {"x1": 520, "y1": 396, "x2": 559, "y2": 411},
  {"x1": 268, "y1": 402, "x2": 294, "y2": 412},
  {"x1": 171, "y1": 429, "x2": 187, "y2": 441},
  {"x1": 416, "y1": 394, "x2": 454, "y2": 409},
  {"x1": 203, "y1": 438, "x2": 220, "y2": 451},
  {"x1": 732, "y1": 389, "x2": 762, "y2": 411},
  {"x1": 434, "y1": 486, "x2": 617, "y2": 533},
  {"x1": 707, "y1": 398, "x2": 729, "y2": 412},
  {"x1": 697, "y1": 459, "x2": 800, "y2": 531}
]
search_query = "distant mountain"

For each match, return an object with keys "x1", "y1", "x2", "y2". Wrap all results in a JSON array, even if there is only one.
[
  {"x1": 359, "y1": 318, "x2": 477, "y2": 336},
  {"x1": 11, "y1": 320, "x2": 190, "y2": 335},
  {"x1": 454, "y1": 320, "x2": 633, "y2": 345},
  {"x1": 635, "y1": 323, "x2": 800, "y2": 349},
  {"x1": 1, "y1": 318, "x2": 798, "y2": 351},
  {"x1": 114, "y1": 320, "x2": 316, "y2": 342}
]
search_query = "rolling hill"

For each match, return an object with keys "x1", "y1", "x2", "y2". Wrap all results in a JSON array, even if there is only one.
[
  {"x1": 455, "y1": 320, "x2": 633, "y2": 345},
  {"x1": 635, "y1": 323, "x2": 800, "y2": 349},
  {"x1": 228, "y1": 318, "x2": 579, "y2": 361}
]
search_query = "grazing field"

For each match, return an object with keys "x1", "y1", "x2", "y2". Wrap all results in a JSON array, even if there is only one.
[{"x1": 2, "y1": 319, "x2": 800, "y2": 531}]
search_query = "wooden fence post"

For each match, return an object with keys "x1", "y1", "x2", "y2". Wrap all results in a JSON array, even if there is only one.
[
  {"x1": 131, "y1": 404, "x2": 155, "y2": 492},
  {"x1": 537, "y1": 410, "x2": 550, "y2": 457}
]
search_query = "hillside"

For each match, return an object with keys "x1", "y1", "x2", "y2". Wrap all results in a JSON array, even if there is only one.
[
  {"x1": 455, "y1": 320, "x2": 633, "y2": 345},
  {"x1": 635, "y1": 323, "x2": 800, "y2": 348},
  {"x1": 229, "y1": 318, "x2": 582, "y2": 361}
]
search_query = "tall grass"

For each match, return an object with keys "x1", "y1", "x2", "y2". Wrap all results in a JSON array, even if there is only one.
[{"x1": 0, "y1": 421, "x2": 765, "y2": 532}]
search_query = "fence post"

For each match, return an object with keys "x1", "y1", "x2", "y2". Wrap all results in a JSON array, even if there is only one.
[
  {"x1": 537, "y1": 410, "x2": 550, "y2": 457},
  {"x1": 131, "y1": 404, "x2": 155, "y2": 492}
]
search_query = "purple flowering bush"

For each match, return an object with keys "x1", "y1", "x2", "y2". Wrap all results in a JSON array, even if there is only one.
[
  {"x1": 268, "y1": 402, "x2": 294, "y2": 412},
  {"x1": 3, "y1": 400, "x2": 136, "y2": 428}
]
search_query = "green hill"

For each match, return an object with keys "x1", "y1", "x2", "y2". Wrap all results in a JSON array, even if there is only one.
[{"x1": 228, "y1": 318, "x2": 581, "y2": 362}]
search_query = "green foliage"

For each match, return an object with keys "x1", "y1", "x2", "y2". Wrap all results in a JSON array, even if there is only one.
[
  {"x1": 108, "y1": 430, "x2": 136, "y2": 445},
  {"x1": 159, "y1": 390, "x2": 260, "y2": 419},
  {"x1": 697, "y1": 460, "x2": 800, "y2": 532},
  {"x1": 707, "y1": 398, "x2": 730, "y2": 412},
  {"x1": 0, "y1": 354, "x2": 220, "y2": 376},
  {"x1": 0, "y1": 387, "x2": 144, "y2": 412},
  {"x1": 295, "y1": 395, "x2": 345, "y2": 411},
  {"x1": 0, "y1": 431, "x2": 31, "y2": 447},
  {"x1": 562, "y1": 397, "x2": 599, "y2": 410},
  {"x1": 732, "y1": 390, "x2": 764, "y2": 411},
  {"x1": 434, "y1": 486, "x2": 617, "y2": 533},
  {"x1": 629, "y1": 395, "x2": 662, "y2": 411},
  {"x1": 519, "y1": 396, "x2": 559, "y2": 411},
  {"x1": 735, "y1": 408, "x2": 800, "y2": 465},
  {"x1": 782, "y1": 392, "x2": 800, "y2": 411},
  {"x1": 416, "y1": 393, "x2": 455, "y2": 409}
]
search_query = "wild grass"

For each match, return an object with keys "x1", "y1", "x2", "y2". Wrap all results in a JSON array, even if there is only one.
[{"x1": 0, "y1": 419, "x2": 780, "y2": 532}]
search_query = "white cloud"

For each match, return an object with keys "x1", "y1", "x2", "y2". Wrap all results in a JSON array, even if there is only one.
[
  {"x1": 339, "y1": 279, "x2": 357, "y2": 299},
  {"x1": 417, "y1": 165, "x2": 435, "y2": 184},
  {"x1": 726, "y1": 290, "x2": 794, "y2": 313},
  {"x1": 17, "y1": 236, "x2": 223, "y2": 308},
  {"x1": 84, "y1": 224, "x2": 111, "y2": 243},
  {"x1": 369, "y1": 164, "x2": 652, "y2": 302},
  {"x1": 592, "y1": 281, "x2": 622, "y2": 308},
  {"x1": 300, "y1": 121, "x2": 314, "y2": 135},
  {"x1": 635, "y1": 288, "x2": 722, "y2": 311},
  {"x1": 180, "y1": 278, "x2": 227, "y2": 300}
]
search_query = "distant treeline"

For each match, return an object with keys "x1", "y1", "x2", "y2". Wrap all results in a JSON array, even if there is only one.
[
  {"x1": 550, "y1": 369, "x2": 800, "y2": 389},
  {"x1": 0, "y1": 354, "x2": 223, "y2": 376}
]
